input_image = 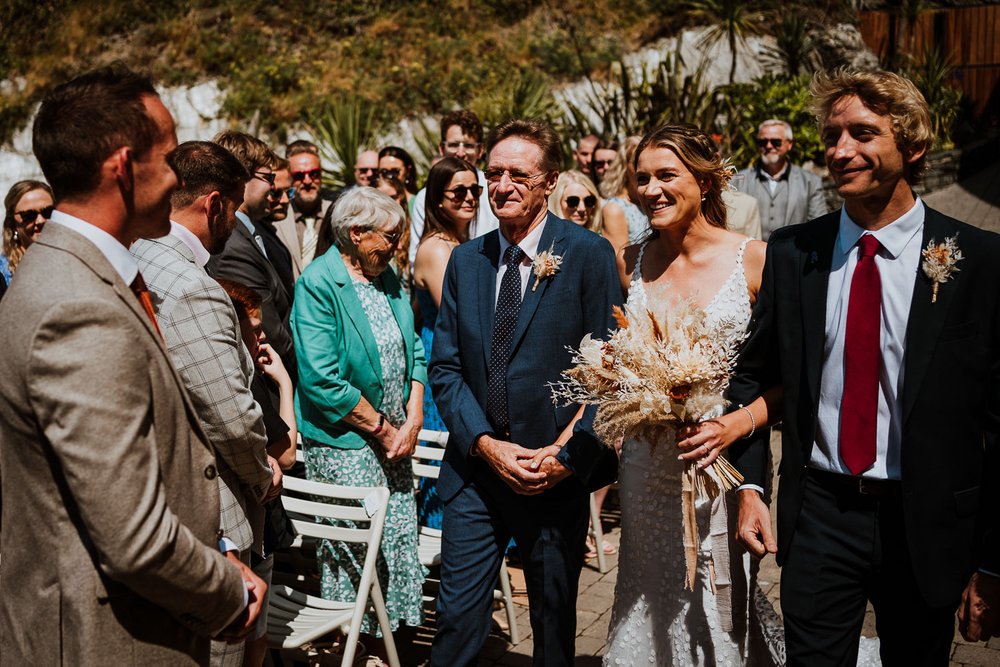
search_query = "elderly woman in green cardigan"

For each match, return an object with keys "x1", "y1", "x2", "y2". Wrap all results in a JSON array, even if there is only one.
[{"x1": 291, "y1": 186, "x2": 427, "y2": 652}]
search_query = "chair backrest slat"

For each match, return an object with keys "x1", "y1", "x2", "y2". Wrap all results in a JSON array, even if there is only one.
[{"x1": 281, "y1": 495, "x2": 374, "y2": 523}]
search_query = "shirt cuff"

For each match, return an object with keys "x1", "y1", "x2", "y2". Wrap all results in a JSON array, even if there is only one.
[
  {"x1": 737, "y1": 484, "x2": 765, "y2": 495},
  {"x1": 218, "y1": 537, "x2": 239, "y2": 554}
]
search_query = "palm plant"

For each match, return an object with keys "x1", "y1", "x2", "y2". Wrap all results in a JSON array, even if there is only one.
[
  {"x1": 763, "y1": 14, "x2": 817, "y2": 77},
  {"x1": 687, "y1": 0, "x2": 765, "y2": 85},
  {"x1": 308, "y1": 97, "x2": 387, "y2": 189},
  {"x1": 470, "y1": 69, "x2": 562, "y2": 131},
  {"x1": 905, "y1": 44, "x2": 962, "y2": 150}
]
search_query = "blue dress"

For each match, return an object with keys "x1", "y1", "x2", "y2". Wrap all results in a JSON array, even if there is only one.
[{"x1": 415, "y1": 287, "x2": 446, "y2": 529}]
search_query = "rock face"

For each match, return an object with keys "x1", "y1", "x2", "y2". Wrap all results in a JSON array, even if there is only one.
[{"x1": 813, "y1": 23, "x2": 881, "y2": 71}]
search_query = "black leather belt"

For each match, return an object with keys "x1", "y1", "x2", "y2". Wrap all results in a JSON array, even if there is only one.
[{"x1": 810, "y1": 469, "x2": 900, "y2": 496}]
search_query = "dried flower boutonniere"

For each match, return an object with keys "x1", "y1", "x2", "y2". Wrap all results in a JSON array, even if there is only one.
[
  {"x1": 921, "y1": 235, "x2": 963, "y2": 303},
  {"x1": 531, "y1": 245, "x2": 563, "y2": 292}
]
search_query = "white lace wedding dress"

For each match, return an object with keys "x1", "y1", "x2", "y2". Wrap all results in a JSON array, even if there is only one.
[{"x1": 604, "y1": 238, "x2": 762, "y2": 667}]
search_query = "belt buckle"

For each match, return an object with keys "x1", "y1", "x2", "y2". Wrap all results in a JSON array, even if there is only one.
[{"x1": 856, "y1": 476, "x2": 871, "y2": 495}]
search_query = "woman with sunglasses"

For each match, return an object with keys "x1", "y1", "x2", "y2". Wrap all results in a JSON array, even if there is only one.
[
  {"x1": 378, "y1": 146, "x2": 419, "y2": 214},
  {"x1": 3, "y1": 180, "x2": 54, "y2": 281},
  {"x1": 547, "y1": 170, "x2": 602, "y2": 233},
  {"x1": 410, "y1": 157, "x2": 479, "y2": 529},
  {"x1": 599, "y1": 136, "x2": 649, "y2": 253}
]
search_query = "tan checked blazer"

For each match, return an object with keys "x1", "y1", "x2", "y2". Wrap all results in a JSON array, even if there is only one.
[
  {"x1": 132, "y1": 233, "x2": 271, "y2": 556},
  {"x1": 0, "y1": 223, "x2": 245, "y2": 665}
]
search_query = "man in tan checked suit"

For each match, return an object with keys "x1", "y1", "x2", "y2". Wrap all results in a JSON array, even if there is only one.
[
  {"x1": 0, "y1": 65, "x2": 265, "y2": 665},
  {"x1": 132, "y1": 140, "x2": 281, "y2": 666}
]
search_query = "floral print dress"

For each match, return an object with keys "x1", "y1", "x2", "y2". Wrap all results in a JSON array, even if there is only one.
[{"x1": 303, "y1": 277, "x2": 427, "y2": 636}]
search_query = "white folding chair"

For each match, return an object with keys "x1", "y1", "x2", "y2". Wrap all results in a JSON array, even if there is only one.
[
  {"x1": 589, "y1": 492, "x2": 609, "y2": 573},
  {"x1": 412, "y1": 431, "x2": 521, "y2": 645},
  {"x1": 267, "y1": 475, "x2": 399, "y2": 667}
]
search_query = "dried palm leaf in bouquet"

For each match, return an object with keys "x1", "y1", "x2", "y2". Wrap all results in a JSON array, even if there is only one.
[{"x1": 550, "y1": 299, "x2": 746, "y2": 590}]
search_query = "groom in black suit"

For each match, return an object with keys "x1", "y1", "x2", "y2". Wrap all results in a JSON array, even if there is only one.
[
  {"x1": 728, "y1": 69, "x2": 1000, "y2": 665},
  {"x1": 429, "y1": 119, "x2": 622, "y2": 665}
]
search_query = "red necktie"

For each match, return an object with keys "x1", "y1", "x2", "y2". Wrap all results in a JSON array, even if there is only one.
[
  {"x1": 130, "y1": 272, "x2": 164, "y2": 342},
  {"x1": 840, "y1": 234, "x2": 881, "y2": 475}
]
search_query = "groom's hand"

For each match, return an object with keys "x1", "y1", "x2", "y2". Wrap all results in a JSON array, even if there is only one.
[
  {"x1": 475, "y1": 435, "x2": 549, "y2": 495},
  {"x1": 521, "y1": 444, "x2": 572, "y2": 490},
  {"x1": 736, "y1": 489, "x2": 777, "y2": 557},
  {"x1": 959, "y1": 572, "x2": 1000, "y2": 642}
]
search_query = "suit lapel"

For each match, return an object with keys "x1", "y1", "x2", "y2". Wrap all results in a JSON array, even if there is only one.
[
  {"x1": 800, "y1": 213, "x2": 840, "y2": 406},
  {"x1": 510, "y1": 215, "x2": 563, "y2": 355},
  {"x1": 479, "y1": 232, "x2": 501, "y2": 366},
  {"x1": 901, "y1": 209, "x2": 958, "y2": 423}
]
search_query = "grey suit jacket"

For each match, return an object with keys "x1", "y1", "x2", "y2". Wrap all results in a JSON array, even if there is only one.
[
  {"x1": 273, "y1": 195, "x2": 335, "y2": 280},
  {"x1": 737, "y1": 162, "x2": 827, "y2": 240},
  {"x1": 0, "y1": 223, "x2": 245, "y2": 665},
  {"x1": 132, "y1": 233, "x2": 271, "y2": 555}
]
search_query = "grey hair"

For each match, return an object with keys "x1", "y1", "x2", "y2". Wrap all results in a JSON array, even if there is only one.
[
  {"x1": 758, "y1": 119, "x2": 793, "y2": 141},
  {"x1": 327, "y1": 186, "x2": 406, "y2": 251}
]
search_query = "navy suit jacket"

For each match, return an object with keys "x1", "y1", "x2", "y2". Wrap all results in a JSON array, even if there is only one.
[
  {"x1": 728, "y1": 207, "x2": 1000, "y2": 607},
  {"x1": 429, "y1": 214, "x2": 624, "y2": 502}
]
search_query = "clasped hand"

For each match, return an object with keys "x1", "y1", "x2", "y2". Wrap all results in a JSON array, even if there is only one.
[
  {"x1": 215, "y1": 551, "x2": 267, "y2": 643},
  {"x1": 476, "y1": 437, "x2": 570, "y2": 495},
  {"x1": 959, "y1": 572, "x2": 1000, "y2": 642},
  {"x1": 374, "y1": 419, "x2": 418, "y2": 461}
]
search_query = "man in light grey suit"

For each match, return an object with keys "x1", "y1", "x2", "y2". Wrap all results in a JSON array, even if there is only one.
[
  {"x1": 737, "y1": 118, "x2": 828, "y2": 239},
  {"x1": 132, "y1": 140, "x2": 281, "y2": 666},
  {"x1": 0, "y1": 65, "x2": 264, "y2": 665}
]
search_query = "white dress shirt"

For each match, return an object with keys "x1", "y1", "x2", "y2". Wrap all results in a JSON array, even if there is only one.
[
  {"x1": 408, "y1": 169, "x2": 499, "y2": 264},
  {"x1": 495, "y1": 217, "x2": 547, "y2": 305},
  {"x1": 811, "y1": 198, "x2": 925, "y2": 480},
  {"x1": 49, "y1": 210, "x2": 139, "y2": 285},
  {"x1": 169, "y1": 221, "x2": 211, "y2": 268},
  {"x1": 762, "y1": 162, "x2": 789, "y2": 195}
]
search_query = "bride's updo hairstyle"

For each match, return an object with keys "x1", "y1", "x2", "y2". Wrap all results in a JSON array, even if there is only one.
[{"x1": 633, "y1": 123, "x2": 732, "y2": 229}]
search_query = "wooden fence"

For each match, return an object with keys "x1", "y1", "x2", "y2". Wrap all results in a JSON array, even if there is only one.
[{"x1": 859, "y1": 4, "x2": 1000, "y2": 122}]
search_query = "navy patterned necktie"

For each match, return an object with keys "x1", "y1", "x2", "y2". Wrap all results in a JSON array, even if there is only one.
[{"x1": 486, "y1": 245, "x2": 525, "y2": 433}]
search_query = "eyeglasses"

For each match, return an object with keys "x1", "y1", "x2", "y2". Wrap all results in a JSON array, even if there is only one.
[
  {"x1": 254, "y1": 171, "x2": 276, "y2": 185},
  {"x1": 443, "y1": 141, "x2": 480, "y2": 152},
  {"x1": 14, "y1": 206, "x2": 54, "y2": 225},
  {"x1": 371, "y1": 228, "x2": 403, "y2": 247},
  {"x1": 378, "y1": 168, "x2": 403, "y2": 180},
  {"x1": 354, "y1": 167, "x2": 376, "y2": 174},
  {"x1": 591, "y1": 159, "x2": 613, "y2": 169},
  {"x1": 565, "y1": 195, "x2": 597, "y2": 209},
  {"x1": 444, "y1": 184, "x2": 483, "y2": 201},
  {"x1": 757, "y1": 138, "x2": 785, "y2": 148},
  {"x1": 483, "y1": 169, "x2": 549, "y2": 187},
  {"x1": 291, "y1": 168, "x2": 322, "y2": 182}
]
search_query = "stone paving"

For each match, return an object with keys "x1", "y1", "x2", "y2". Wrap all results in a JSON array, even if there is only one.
[{"x1": 387, "y1": 162, "x2": 1000, "y2": 666}]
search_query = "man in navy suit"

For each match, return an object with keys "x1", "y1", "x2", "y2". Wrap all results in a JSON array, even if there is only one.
[
  {"x1": 429, "y1": 118, "x2": 623, "y2": 665},
  {"x1": 729, "y1": 69, "x2": 1000, "y2": 665}
]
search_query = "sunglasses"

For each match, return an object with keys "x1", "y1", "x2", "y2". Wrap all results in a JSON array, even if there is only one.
[
  {"x1": 15, "y1": 206, "x2": 54, "y2": 225},
  {"x1": 379, "y1": 168, "x2": 403, "y2": 180},
  {"x1": 591, "y1": 159, "x2": 613, "y2": 168},
  {"x1": 445, "y1": 184, "x2": 483, "y2": 201},
  {"x1": 757, "y1": 138, "x2": 785, "y2": 148},
  {"x1": 254, "y1": 171, "x2": 276, "y2": 185},
  {"x1": 355, "y1": 167, "x2": 377, "y2": 174},
  {"x1": 268, "y1": 186, "x2": 297, "y2": 200},
  {"x1": 372, "y1": 228, "x2": 403, "y2": 246},
  {"x1": 565, "y1": 195, "x2": 597, "y2": 209},
  {"x1": 483, "y1": 169, "x2": 548, "y2": 186},
  {"x1": 291, "y1": 168, "x2": 322, "y2": 182}
]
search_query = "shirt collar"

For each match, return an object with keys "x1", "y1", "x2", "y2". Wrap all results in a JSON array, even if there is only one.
[
  {"x1": 169, "y1": 220, "x2": 211, "y2": 268},
  {"x1": 759, "y1": 161, "x2": 789, "y2": 182},
  {"x1": 498, "y1": 215, "x2": 547, "y2": 263},
  {"x1": 235, "y1": 210, "x2": 256, "y2": 235},
  {"x1": 49, "y1": 210, "x2": 138, "y2": 285},
  {"x1": 837, "y1": 197, "x2": 925, "y2": 260}
]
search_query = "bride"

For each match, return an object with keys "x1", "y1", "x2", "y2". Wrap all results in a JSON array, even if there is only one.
[{"x1": 604, "y1": 124, "x2": 768, "y2": 666}]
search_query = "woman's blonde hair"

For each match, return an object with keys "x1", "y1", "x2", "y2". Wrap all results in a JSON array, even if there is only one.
[
  {"x1": 634, "y1": 124, "x2": 732, "y2": 229},
  {"x1": 811, "y1": 68, "x2": 934, "y2": 180},
  {"x1": 548, "y1": 170, "x2": 603, "y2": 233}
]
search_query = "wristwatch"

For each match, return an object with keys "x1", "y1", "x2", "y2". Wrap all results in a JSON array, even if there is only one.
[{"x1": 371, "y1": 411, "x2": 387, "y2": 436}]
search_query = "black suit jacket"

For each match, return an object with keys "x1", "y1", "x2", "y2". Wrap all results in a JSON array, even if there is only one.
[
  {"x1": 729, "y1": 206, "x2": 1000, "y2": 607},
  {"x1": 208, "y1": 221, "x2": 296, "y2": 384},
  {"x1": 429, "y1": 214, "x2": 624, "y2": 502}
]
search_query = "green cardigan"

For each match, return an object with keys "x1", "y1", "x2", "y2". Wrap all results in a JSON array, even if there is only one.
[{"x1": 291, "y1": 251, "x2": 427, "y2": 449}]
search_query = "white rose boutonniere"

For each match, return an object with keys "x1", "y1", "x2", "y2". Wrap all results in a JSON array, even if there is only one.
[
  {"x1": 531, "y1": 245, "x2": 563, "y2": 292},
  {"x1": 921, "y1": 235, "x2": 963, "y2": 303}
]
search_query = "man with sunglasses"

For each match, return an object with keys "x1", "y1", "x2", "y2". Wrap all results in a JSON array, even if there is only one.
[
  {"x1": 408, "y1": 109, "x2": 498, "y2": 264},
  {"x1": 353, "y1": 149, "x2": 379, "y2": 187},
  {"x1": 274, "y1": 140, "x2": 339, "y2": 279},
  {"x1": 737, "y1": 118, "x2": 828, "y2": 240}
]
